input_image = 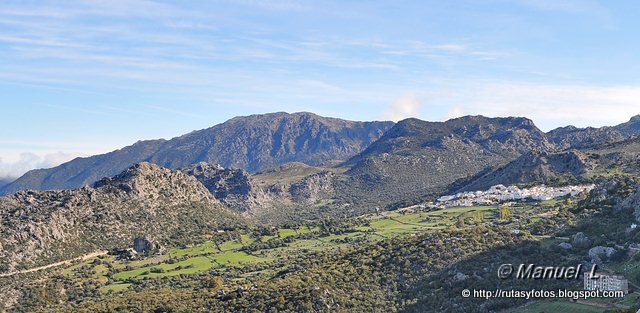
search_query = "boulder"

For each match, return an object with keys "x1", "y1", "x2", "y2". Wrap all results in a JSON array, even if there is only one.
[
  {"x1": 572, "y1": 232, "x2": 591, "y2": 248},
  {"x1": 588, "y1": 246, "x2": 616, "y2": 264},
  {"x1": 558, "y1": 242, "x2": 572, "y2": 250},
  {"x1": 133, "y1": 236, "x2": 160, "y2": 254}
]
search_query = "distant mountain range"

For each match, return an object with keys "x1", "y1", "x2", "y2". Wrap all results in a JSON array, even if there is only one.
[
  {"x1": 0, "y1": 112, "x2": 393, "y2": 195},
  {"x1": 1, "y1": 112, "x2": 639, "y2": 215}
]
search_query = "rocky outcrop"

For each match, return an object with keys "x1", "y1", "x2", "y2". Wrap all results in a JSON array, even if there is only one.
[
  {"x1": 289, "y1": 171, "x2": 335, "y2": 204},
  {"x1": 180, "y1": 162, "x2": 339, "y2": 220},
  {"x1": 558, "y1": 242, "x2": 572, "y2": 250},
  {"x1": 133, "y1": 236, "x2": 161, "y2": 254},
  {"x1": 0, "y1": 163, "x2": 244, "y2": 273},
  {"x1": 180, "y1": 162, "x2": 257, "y2": 213},
  {"x1": 618, "y1": 187, "x2": 640, "y2": 222},
  {"x1": 572, "y1": 232, "x2": 591, "y2": 248},
  {"x1": 588, "y1": 246, "x2": 616, "y2": 264}
]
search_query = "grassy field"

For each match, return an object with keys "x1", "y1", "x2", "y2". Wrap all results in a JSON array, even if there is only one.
[
  {"x1": 99, "y1": 283, "x2": 132, "y2": 293},
  {"x1": 57, "y1": 205, "x2": 518, "y2": 293}
]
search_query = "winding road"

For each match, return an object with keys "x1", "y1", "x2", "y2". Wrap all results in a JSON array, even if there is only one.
[{"x1": 0, "y1": 250, "x2": 108, "y2": 278}]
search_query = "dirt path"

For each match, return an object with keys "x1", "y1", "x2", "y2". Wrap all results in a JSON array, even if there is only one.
[{"x1": 0, "y1": 250, "x2": 108, "y2": 278}]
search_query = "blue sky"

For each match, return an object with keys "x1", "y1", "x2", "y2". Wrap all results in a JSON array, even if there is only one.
[{"x1": 1, "y1": 0, "x2": 640, "y2": 178}]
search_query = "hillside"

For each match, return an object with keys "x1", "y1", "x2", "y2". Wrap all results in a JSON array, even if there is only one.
[
  {"x1": 547, "y1": 114, "x2": 640, "y2": 149},
  {"x1": 0, "y1": 162, "x2": 245, "y2": 273},
  {"x1": 178, "y1": 162, "x2": 345, "y2": 223},
  {"x1": 455, "y1": 150, "x2": 593, "y2": 191},
  {"x1": 336, "y1": 116, "x2": 555, "y2": 208},
  {"x1": 0, "y1": 112, "x2": 393, "y2": 195},
  {"x1": 455, "y1": 136, "x2": 640, "y2": 192}
]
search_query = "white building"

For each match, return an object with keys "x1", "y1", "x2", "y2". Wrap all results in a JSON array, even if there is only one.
[{"x1": 584, "y1": 272, "x2": 629, "y2": 294}]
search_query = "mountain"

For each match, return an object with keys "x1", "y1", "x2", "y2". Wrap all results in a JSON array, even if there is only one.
[
  {"x1": 0, "y1": 178, "x2": 12, "y2": 189},
  {"x1": 336, "y1": 116, "x2": 555, "y2": 208},
  {"x1": 0, "y1": 112, "x2": 394, "y2": 195},
  {"x1": 585, "y1": 136, "x2": 640, "y2": 176},
  {"x1": 547, "y1": 114, "x2": 640, "y2": 149},
  {"x1": 0, "y1": 162, "x2": 245, "y2": 273},
  {"x1": 455, "y1": 150, "x2": 592, "y2": 191},
  {"x1": 454, "y1": 136, "x2": 640, "y2": 192},
  {"x1": 614, "y1": 114, "x2": 640, "y2": 137},
  {"x1": 546, "y1": 125, "x2": 626, "y2": 150}
]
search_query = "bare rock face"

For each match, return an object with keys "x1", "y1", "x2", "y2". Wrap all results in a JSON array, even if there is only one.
[
  {"x1": 93, "y1": 162, "x2": 215, "y2": 203},
  {"x1": 289, "y1": 171, "x2": 335, "y2": 204},
  {"x1": 0, "y1": 163, "x2": 244, "y2": 273},
  {"x1": 583, "y1": 177, "x2": 638, "y2": 209},
  {"x1": 180, "y1": 162, "x2": 339, "y2": 219},
  {"x1": 180, "y1": 162, "x2": 257, "y2": 213}
]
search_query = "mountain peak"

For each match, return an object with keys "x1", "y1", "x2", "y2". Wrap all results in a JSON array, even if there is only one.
[{"x1": 93, "y1": 162, "x2": 213, "y2": 201}]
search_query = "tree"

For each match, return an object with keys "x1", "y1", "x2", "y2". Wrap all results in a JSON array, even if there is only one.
[
  {"x1": 499, "y1": 206, "x2": 511, "y2": 220},
  {"x1": 205, "y1": 275, "x2": 224, "y2": 290}
]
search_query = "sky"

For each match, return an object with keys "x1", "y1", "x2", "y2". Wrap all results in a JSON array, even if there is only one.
[{"x1": 1, "y1": 0, "x2": 640, "y2": 179}]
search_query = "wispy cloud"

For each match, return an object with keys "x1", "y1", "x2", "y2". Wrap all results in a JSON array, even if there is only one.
[
  {"x1": 436, "y1": 81, "x2": 640, "y2": 130},
  {"x1": 0, "y1": 152, "x2": 83, "y2": 179}
]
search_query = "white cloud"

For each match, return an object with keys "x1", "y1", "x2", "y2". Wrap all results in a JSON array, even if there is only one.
[
  {"x1": 0, "y1": 152, "x2": 83, "y2": 180},
  {"x1": 442, "y1": 82, "x2": 640, "y2": 130},
  {"x1": 381, "y1": 93, "x2": 424, "y2": 121}
]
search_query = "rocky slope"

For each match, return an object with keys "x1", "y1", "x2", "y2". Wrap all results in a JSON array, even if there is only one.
[
  {"x1": 0, "y1": 162, "x2": 245, "y2": 273},
  {"x1": 179, "y1": 162, "x2": 270, "y2": 214},
  {"x1": 547, "y1": 114, "x2": 640, "y2": 149},
  {"x1": 546, "y1": 126, "x2": 626, "y2": 150},
  {"x1": 337, "y1": 116, "x2": 555, "y2": 208},
  {"x1": 454, "y1": 136, "x2": 640, "y2": 192},
  {"x1": 1, "y1": 112, "x2": 393, "y2": 195},
  {"x1": 455, "y1": 150, "x2": 593, "y2": 191},
  {"x1": 180, "y1": 162, "x2": 343, "y2": 223}
]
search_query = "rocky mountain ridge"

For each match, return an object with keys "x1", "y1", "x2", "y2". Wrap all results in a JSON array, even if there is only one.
[
  {"x1": 1, "y1": 112, "x2": 393, "y2": 195},
  {"x1": 0, "y1": 162, "x2": 244, "y2": 273},
  {"x1": 547, "y1": 114, "x2": 640, "y2": 149}
]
